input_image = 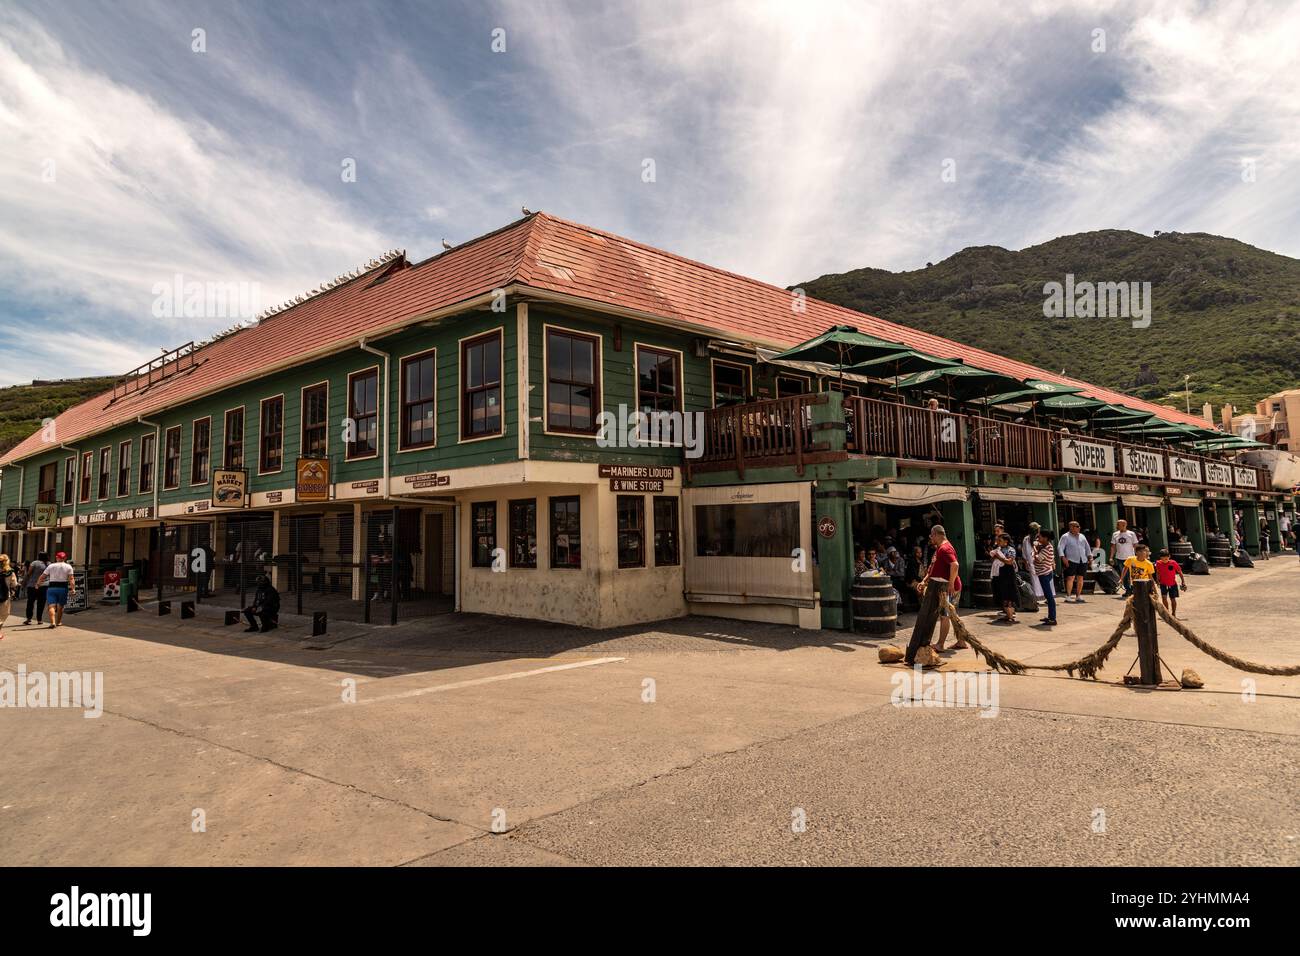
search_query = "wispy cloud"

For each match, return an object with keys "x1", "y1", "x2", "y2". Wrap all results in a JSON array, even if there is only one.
[{"x1": 1, "y1": 0, "x2": 1297, "y2": 386}]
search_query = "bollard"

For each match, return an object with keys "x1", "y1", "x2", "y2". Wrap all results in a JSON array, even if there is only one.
[
  {"x1": 181, "y1": 601, "x2": 195, "y2": 619},
  {"x1": 127, "y1": 594, "x2": 140, "y2": 613},
  {"x1": 224, "y1": 610, "x2": 241, "y2": 626},
  {"x1": 312, "y1": 612, "x2": 327, "y2": 637},
  {"x1": 1131, "y1": 580, "x2": 1160, "y2": 685},
  {"x1": 157, "y1": 600, "x2": 171, "y2": 616}
]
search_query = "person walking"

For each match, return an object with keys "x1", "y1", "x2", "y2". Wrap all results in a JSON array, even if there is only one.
[
  {"x1": 1259, "y1": 516, "x2": 1271, "y2": 560},
  {"x1": 905, "y1": 524, "x2": 963, "y2": 664},
  {"x1": 1120, "y1": 543, "x2": 1156, "y2": 594},
  {"x1": 990, "y1": 532, "x2": 1019, "y2": 624},
  {"x1": 1154, "y1": 548, "x2": 1188, "y2": 618},
  {"x1": 0, "y1": 555, "x2": 19, "y2": 640},
  {"x1": 22, "y1": 551, "x2": 49, "y2": 625},
  {"x1": 1109, "y1": 519, "x2": 1139, "y2": 597},
  {"x1": 1058, "y1": 520, "x2": 1090, "y2": 603},
  {"x1": 37, "y1": 551, "x2": 76, "y2": 628},
  {"x1": 1021, "y1": 521, "x2": 1043, "y2": 598},
  {"x1": 1033, "y1": 529, "x2": 1058, "y2": 626}
]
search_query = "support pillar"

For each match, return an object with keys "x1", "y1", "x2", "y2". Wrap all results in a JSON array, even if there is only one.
[
  {"x1": 1095, "y1": 499, "x2": 1118, "y2": 554},
  {"x1": 815, "y1": 479, "x2": 854, "y2": 630},
  {"x1": 1145, "y1": 504, "x2": 1169, "y2": 554},
  {"x1": 1131, "y1": 580, "x2": 1160, "y2": 685},
  {"x1": 270, "y1": 510, "x2": 282, "y2": 589},
  {"x1": 940, "y1": 496, "x2": 976, "y2": 608},
  {"x1": 1214, "y1": 500, "x2": 1233, "y2": 544},
  {"x1": 1240, "y1": 499, "x2": 1260, "y2": 555},
  {"x1": 351, "y1": 502, "x2": 364, "y2": 601},
  {"x1": 1265, "y1": 503, "x2": 1282, "y2": 551},
  {"x1": 1182, "y1": 502, "x2": 1207, "y2": 557}
]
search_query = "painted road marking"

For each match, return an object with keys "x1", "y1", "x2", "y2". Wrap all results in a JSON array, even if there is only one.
[{"x1": 296, "y1": 656, "x2": 627, "y2": 714}]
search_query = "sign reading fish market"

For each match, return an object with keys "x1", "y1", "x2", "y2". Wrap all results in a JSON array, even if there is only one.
[
  {"x1": 1233, "y1": 466, "x2": 1259, "y2": 489},
  {"x1": 1168, "y1": 455, "x2": 1203, "y2": 485},
  {"x1": 1061, "y1": 438, "x2": 1115, "y2": 475},
  {"x1": 1119, "y1": 446, "x2": 1164, "y2": 480},
  {"x1": 1203, "y1": 461, "x2": 1233, "y2": 486}
]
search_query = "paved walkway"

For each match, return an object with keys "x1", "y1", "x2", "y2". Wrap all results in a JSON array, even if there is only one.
[{"x1": 1, "y1": 557, "x2": 1296, "y2": 865}]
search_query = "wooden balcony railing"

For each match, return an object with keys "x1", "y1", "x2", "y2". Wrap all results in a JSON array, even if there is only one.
[
  {"x1": 695, "y1": 391, "x2": 1272, "y2": 491},
  {"x1": 697, "y1": 393, "x2": 822, "y2": 476}
]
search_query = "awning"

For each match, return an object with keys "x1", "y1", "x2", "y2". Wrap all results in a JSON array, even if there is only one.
[
  {"x1": 1169, "y1": 496, "x2": 1203, "y2": 507},
  {"x1": 1059, "y1": 491, "x2": 1118, "y2": 504},
  {"x1": 1121, "y1": 494, "x2": 1166, "y2": 509},
  {"x1": 975, "y1": 487, "x2": 1056, "y2": 504},
  {"x1": 859, "y1": 483, "x2": 969, "y2": 506}
]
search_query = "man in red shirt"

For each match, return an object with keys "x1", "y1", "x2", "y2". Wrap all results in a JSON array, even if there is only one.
[{"x1": 905, "y1": 524, "x2": 964, "y2": 665}]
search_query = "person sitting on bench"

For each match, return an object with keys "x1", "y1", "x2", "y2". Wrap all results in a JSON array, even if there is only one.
[{"x1": 243, "y1": 575, "x2": 280, "y2": 633}]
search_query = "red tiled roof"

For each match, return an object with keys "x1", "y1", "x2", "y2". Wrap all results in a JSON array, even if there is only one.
[{"x1": 1, "y1": 212, "x2": 1207, "y2": 466}]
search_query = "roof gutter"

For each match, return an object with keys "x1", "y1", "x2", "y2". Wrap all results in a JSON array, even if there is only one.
[{"x1": 358, "y1": 338, "x2": 391, "y2": 495}]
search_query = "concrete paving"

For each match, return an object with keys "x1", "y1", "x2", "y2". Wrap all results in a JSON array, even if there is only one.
[{"x1": 0, "y1": 556, "x2": 1296, "y2": 865}]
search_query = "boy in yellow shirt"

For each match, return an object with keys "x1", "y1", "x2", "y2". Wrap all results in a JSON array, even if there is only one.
[{"x1": 1121, "y1": 544, "x2": 1156, "y2": 591}]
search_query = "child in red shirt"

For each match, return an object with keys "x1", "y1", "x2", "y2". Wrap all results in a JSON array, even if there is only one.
[{"x1": 1155, "y1": 548, "x2": 1187, "y2": 617}]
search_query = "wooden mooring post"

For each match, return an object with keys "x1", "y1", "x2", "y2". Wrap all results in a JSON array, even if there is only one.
[{"x1": 1131, "y1": 580, "x2": 1160, "y2": 685}]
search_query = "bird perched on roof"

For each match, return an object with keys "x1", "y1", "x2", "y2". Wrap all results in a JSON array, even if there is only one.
[
  {"x1": 441, "y1": 238, "x2": 452, "y2": 250},
  {"x1": 522, "y1": 205, "x2": 533, "y2": 216}
]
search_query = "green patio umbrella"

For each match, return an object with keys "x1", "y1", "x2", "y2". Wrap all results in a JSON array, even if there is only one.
[
  {"x1": 1190, "y1": 434, "x2": 1270, "y2": 450},
  {"x1": 895, "y1": 364, "x2": 1026, "y2": 405},
  {"x1": 977, "y1": 378, "x2": 1085, "y2": 407},
  {"x1": 768, "y1": 325, "x2": 908, "y2": 392},
  {"x1": 844, "y1": 348, "x2": 962, "y2": 378}
]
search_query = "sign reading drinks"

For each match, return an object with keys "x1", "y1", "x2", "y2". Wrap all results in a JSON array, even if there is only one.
[
  {"x1": 1168, "y1": 455, "x2": 1203, "y2": 485},
  {"x1": 32, "y1": 503, "x2": 58, "y2": 528},
  {"x1": 1233, "y1": 466, "x2": 1258, "y2": 489},
  {"x1": 1203, "y1": 461, "x2": 1233, "y2": 486},
  {"x1": 212, "y1": 469, "x2": 247, "y2": 508},
  {"x1": 296, "y1": 458, "x2": 331, "y2": 502},
  {"x1": 1120, "y1": 446, "x2": 1164, "y2": 480},
  {"x1": 1060, "y1": 438, "x2": 1115, "y2": 474}
]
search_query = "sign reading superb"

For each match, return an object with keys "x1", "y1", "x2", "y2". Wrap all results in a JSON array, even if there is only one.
[
  {"x1": 1061, "y1": 438, "x2": 1115, "y2": 474},
  {"x1": 1120, "y1": 446, "x2": 1164, "y2": 480}
]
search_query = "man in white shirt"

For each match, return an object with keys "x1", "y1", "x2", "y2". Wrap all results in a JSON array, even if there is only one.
[
  {"x1": 1058, "y1": 520, "x2": 1091, "y2": 603},
  {"x1": 1108, "y1": 520, "x2": 1139, "y2": 597},
  {"x1": 37, "y1": 551, "x2": 76, "y2": 628}
]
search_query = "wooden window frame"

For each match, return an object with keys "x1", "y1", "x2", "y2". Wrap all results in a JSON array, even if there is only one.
[
  {"x1": 398, "y1": 348, "x2": 438, "y2": 452},
  {"x1": 224, "y1": 407, "x2": 245, "y2": 470},
  {"x1": 616, "y1": 494, "x2": 646, "y2": 569},
  {"x1": 653, "y1": 496, "x2": 680, "y2": 566},
  {"x1": 542, "y1": 324, "x2": 602, "y2": 437},
  {"x1": 79, "y1": 451, "x2": 93, "y2": 503},
  {"x1": 163, "y1": 426, "x2": 182, "y2": 490},
  {"x1": 190, "y1": 416, "x2": 212, "y2": 486},
  {"x1": 633, "y1": 343, "x2": 684, "y2": 446},
  {"x1": 775, "y1": 373, "x2": 812, "y2": 398},
  {"x1": 258, "y1": 395, "x2": 285, "y2": 475},
  {"x1": 549, "y1": 495, "x2": 582, "y2": 570},
  {"x1": 459, "y1": 328, "x2": 505, "y2": 443},
  {"x1": 96, "y1": 445, "x2": 112, "y2": 500},
  {"x1": 346, "y1": 366, "x2": 380, "y2": 461},
  {"x1": 709, "y1": 358, "x2": 751, "y2": 408},
  {"x1": 470, "y1": 500, "x2": 497, "y2": 568},
  {"x1": 138, "y1": 433, "x2": 156, "y2": 495},
  {"x1": 116, "y1": 439, "x2": 132, "y2": 498},
  {"x1": 63, "y1": 456, "x2": 75, "y2": 505},
  {"x1": 301, "y1": 381, "x2": 330, "y2": 460},
  {"x1": 507, "y1": 497, "x2": 537, "y2": 569}
]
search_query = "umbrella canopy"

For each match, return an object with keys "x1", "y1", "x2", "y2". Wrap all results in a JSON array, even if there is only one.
[
  {"x1": 895, "y1": 364, "x2": 1027, "y2": 404},
  {"x1": 844, "y1": 349, "x2": 963, "y2": 378},
  {"x1": 978, "y1": 378, "x2": 1085, "y2": 407},
  {"x1": 769, "y1": 325, "x2": 905, "y2": 368},
  {"x1": 1030, "y1": 393, "x2": 1109, "y2": 419},
  {"x1": 1190, "y1": 434, "x2": 1270, "y2": 450}
]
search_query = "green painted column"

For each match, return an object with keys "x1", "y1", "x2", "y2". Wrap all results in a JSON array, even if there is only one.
[
  {"x1": 815, "y1": 479, "x2": 855, "y2": 630},
  {"x1": 1145, "y1": 504, "x2": 1169, "y2": 554},
  {"x1": 1265, "y1": 503, "x2": 1282, "y2": 551},
  {"x1": 1095, "y1": 500, "x2": 1119, "y2": 557},
  {"x1": 1240, "y1": 499, "x2": 1260, "y2": 555},
  {"x1": 940, "y1": 497, "x2": 976, "y2": 608},
  {"x1": 1182, "y1": 502, "x2": 1207, "y2": 556},
  {"x1": 1030, "y1": 502, "x2": 1056, "y2": 533},
  {"x1": 1215, "y1": 500, "x2": 1233, "y2": 543}
]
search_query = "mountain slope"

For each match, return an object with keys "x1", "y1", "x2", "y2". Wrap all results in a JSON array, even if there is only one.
[
  {"x1": 799, "y1": 230, "x2": 1300, "y2": 413},
  {"x1": 0, "y1": 377, "x2": 118, "y2": 460}
]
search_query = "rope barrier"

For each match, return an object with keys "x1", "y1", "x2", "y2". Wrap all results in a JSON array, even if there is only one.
[
  {"x1": 1145, "y1": 592, "x2": 1300, "y2": 677},
  {"x1": 939, "y1": 595, "x2": 1135, "y2": 680}
]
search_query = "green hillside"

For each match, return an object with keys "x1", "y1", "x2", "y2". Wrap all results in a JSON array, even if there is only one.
[
  {"x1": 800, "y1": 230, "x2": 1300, "y2": 413},
  {"x1": 0, "y1": 377, "x2": 117, "y2": 459}
]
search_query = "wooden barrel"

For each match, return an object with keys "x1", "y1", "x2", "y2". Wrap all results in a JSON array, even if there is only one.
[
  {"x1": 972, "y1": 560, "x2": 996, "y2": 608},
  {"x1": 852, "y1": 574, "x2": 898, "y2": 635},
  {"x1": 1207, "y1": 535, "x2": 1232, "y2": 567},
  {"x1": 1170, "y1": 540, "x2": 1194, "y2": 563}
]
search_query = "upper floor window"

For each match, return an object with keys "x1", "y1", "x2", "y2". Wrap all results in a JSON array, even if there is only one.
[
  {"x1": 97, "y1": 447, "x2": 111, "y2": 499},
  {"x1": 347, "y1": 368, "x2": 379, "y2": 459},
  {"x1": 79, "y1": 451, "x2": 93, "y2": 502},
  {"x1": 711, "y1": 360, "x2": 749, "y2": 407},
  {"x1": 62, "y1": 456, "x2": 75, "y2": 505},
  {"x1": 163, "y1": 426, "x2": 182, "y2": 489},
  {"x1": 400, "y1": 351, "x2": 437, "y2": 450},
  {"x1": 545, "y1": 328, "x2": 600, "y2": 434},
  {"x1": 461, "y1": 331, "x2": 502, "y2": 439},
  {"x1": 636, "y1": 345, "x2": 681, "y2": 444},
  {"x1": 117, "y1": 440, "x2": 131, "y2": 496},
  {"x1": 38, "y1": 462, "x2": 57, "y2": 504},
  {"x1": 191, "y1": 418, "x2": 211, "y2": 484},
  {"x1": 139, "y1": 434, "x2": 155, "y2": 494},
  {"x1": 775, "y1": 374, "x2": 809, "y2": 398},
  {"x1": 302, "y1": 383, "x2": 329, "y2": 459},
  {"x1": 260, "y1": 396, "x2": 284, "y2": 473},
  {"x1": 224, "y1": 408, "x2": 244, "y2": 470}
]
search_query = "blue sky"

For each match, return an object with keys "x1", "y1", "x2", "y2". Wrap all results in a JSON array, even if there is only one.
[{"x1": 2, "y1": 0, "x2": 1298, "y2": 386}]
